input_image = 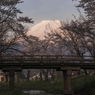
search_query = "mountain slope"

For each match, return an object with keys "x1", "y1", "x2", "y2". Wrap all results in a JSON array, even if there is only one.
[{"x1": 27, "y1": 20, "x2": 62, "y2": 40}]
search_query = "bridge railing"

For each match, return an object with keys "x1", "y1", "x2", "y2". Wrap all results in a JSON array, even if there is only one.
[
  {"x1": 1, "y1": 55, "x2": 94, "y2": 58},
  {"x1": 0, "y1": 55, "x2": 95, "y2": 64}
]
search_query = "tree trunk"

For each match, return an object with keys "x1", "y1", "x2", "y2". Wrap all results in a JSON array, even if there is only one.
[
  {"x1": 84, "y1": 69, "x2": 87, "y2": 75},
  {"x1": 5, "y1": 72, "x2": 8, "y2": 82},
  {"x1": 51, "y1": 73, "x2": 54, "y2": 81},
  {"x1": 40, "y1": 70, "x2": 42, "y2": 80},
  {"x1": 17, "y1": 72, "x2": 19, "y2": 82},
  {"x1": 41, "y1": 69, "x2": 49, "y2": 82},
  {"x1": 45, "y1": 72, "x2": 48, "y2": 81},
  {"x1": 50, "y1": 69, "x2": 55, "y2": 81},
  {"x1": 27, "y1": 70, "x2": 30, "y2": 81},
  {"x1": 77, "y1": 70, "x2": 80, "y2": 75}
]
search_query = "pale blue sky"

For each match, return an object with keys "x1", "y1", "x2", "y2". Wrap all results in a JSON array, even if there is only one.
[{"x1": 17, "y1": 0, "x2": 83, "y2": 28}]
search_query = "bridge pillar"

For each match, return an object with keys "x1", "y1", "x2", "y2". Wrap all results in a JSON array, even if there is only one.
[
  {"x1": 63, "y1": 70, "x2": 73, "y2": 95},
  {"x1": 9, "y1": 70, "x2": 15, "y2": 91}
]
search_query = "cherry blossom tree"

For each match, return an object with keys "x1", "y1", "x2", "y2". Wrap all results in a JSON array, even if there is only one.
[
  {"x1": 0, "y1": 0, "x2": 33, "y2": 56},
  {"x1": 0, "y1": 0, "x2": 34, "y2": 82}
]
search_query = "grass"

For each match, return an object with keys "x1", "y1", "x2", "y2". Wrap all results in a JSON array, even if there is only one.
[
  {"x1": 15, "y1": 78, "x2": 63, "y2": 94},
  {"x1": 72, "y1": 74, "x2": 95, "y2": 95},
  {"x1": 0, "y1": 75, "x2": 95, "y2": 95},
  {"x1": 0, "y1": 86, "x2": 29, "y2": 95}
]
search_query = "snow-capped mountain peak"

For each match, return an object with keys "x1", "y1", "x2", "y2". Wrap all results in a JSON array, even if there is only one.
[{"x1": 27, "y1": 20, "x2": 62, "y2": 40}]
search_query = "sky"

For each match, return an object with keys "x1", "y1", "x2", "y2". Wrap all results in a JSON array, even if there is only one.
[{"x1": 17, "y1": 0, "x2": 83, "y2": 28}]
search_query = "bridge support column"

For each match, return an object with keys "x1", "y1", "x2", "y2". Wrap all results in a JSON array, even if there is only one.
[
  {"x1": 9, "y1": 70, "x2": 15, "y2": 91},
  {"x1": 63, "y1": 70, "x2": 73, "y2": 95}
]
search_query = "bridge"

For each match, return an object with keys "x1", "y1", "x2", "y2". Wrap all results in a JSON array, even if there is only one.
[{"x1": 0, "y1": 55, "x2": 95, "y2": 95}]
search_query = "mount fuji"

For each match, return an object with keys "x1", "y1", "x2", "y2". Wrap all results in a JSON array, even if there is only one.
[
  {"x1": 9, "y1": 20, "x2": 62, "y2": 54},
  {"x1": 26, "y1": 20, "x2": 62, "y2": 40}
]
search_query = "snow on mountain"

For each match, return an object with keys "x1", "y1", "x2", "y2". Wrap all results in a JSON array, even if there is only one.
[{"x1": 27, "y1": 20, "x2": 62, "y2": 40}]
